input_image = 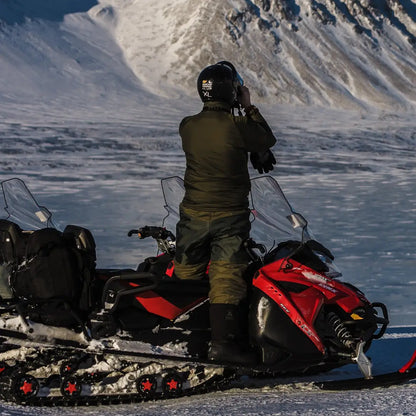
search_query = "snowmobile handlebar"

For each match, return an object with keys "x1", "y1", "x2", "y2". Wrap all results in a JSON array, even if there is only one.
[
  {"x1": 244, "y1": 238, "x2": 267, "y2": 261},
  {"x1": 127, "y1": 226, "x2": 176, "y2": 242}
]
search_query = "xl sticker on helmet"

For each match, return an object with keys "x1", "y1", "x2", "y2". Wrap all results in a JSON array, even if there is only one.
[{"x1": 201, "y1": 79, "x2": 213, "y2": 98}]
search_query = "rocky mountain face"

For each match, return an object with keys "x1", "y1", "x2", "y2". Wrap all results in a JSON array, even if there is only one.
[
  {"x1": 220, "y1": 0, "x2": 416, "y2": 108},
  {"x1": 99, "y1": 0, "x2": 416, "y2": 109}
]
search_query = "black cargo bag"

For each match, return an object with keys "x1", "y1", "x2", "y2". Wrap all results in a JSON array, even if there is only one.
[
  {"x1": 0, "y1": 221, "x2": 97, "y2": 327},
  {"x1": 13, "y1": 228, "x2": 81, "y2": 302}
]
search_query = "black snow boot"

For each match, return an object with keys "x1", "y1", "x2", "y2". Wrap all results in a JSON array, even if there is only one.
[{"x1": 207, "y1": 303, "x2": 257, "y2": 366}]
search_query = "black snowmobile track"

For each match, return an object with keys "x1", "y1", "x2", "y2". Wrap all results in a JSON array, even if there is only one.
[
  {"x1": 0, "y1": 343, "x2": 415, "y2": 407},
  {"x1": 0, "y1": 340, "x2": 238, "y2": 406},
  {"x1": 0, "y1": 368, "x2": 234, "y2": 407},
  {"x1": 3, "y1": 366, "x2": 414, "y2": 407},
  {"x1": 0, "y1": 326, "x2": 415, "y2": 406}
]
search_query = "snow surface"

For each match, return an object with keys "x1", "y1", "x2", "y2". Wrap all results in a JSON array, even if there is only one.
[{"x1": 0, "y1": 0, "x2": 415, "y2": 414}]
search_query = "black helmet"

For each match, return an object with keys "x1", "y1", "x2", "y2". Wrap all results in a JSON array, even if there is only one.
[{"x1": 197, "y1": 61, "x2": 244, "y2": 105}]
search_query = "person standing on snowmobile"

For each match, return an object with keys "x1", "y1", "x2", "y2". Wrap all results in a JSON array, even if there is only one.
[{"x1": 174, "y1": 61, "x2": 277, "y2": 365}]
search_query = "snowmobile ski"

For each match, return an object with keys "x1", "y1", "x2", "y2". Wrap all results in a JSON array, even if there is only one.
[
  {"x1": 316, "y1": 367, "x2": 416, "y2": 391},
  {"x1": 316, "y1": 348, "x2": 416, "y2": 390}
]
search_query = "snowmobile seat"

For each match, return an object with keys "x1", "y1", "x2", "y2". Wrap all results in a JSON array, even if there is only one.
[
  {"x1": 100, "y1": 270, "x2": 210, "y2": 311},
  {"x1": 95, "y1": 268, "x2": 210, "y2": 332},
  {"x1": 100, "y1": 271, "x2": 158, "y2": 312},
  {"x1": 153, "y1": 278, "x2": 210, "y2": 298}
]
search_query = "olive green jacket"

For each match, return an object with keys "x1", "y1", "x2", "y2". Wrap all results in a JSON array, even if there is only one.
[{"x1": 179, "y1": 101, "x2": 276, "y2": 211}]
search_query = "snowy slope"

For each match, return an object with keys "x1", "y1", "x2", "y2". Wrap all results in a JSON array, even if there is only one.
[{"x1": 0, "y1": 0, "x2": 189, "y2": 126}]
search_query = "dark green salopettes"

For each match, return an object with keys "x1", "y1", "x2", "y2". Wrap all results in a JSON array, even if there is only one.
[{"x1": 175, "y1": 100, "x2": 276, "y2": 305}]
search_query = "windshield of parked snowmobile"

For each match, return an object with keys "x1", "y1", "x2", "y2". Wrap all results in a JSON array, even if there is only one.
[
  {"x1": 0, "y1": 178, "x2": 55, "y2": 229},
  {"x1": 161, "y1": 176, "x2": 312, "y2": 251},
  {"x1": 0, "y1": 176, "x2": 339, "y2": 276}
]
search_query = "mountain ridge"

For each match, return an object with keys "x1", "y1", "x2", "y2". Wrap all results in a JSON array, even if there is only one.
[{"x1": 1, "y1": 0, "x2": 416, "y2": 111}]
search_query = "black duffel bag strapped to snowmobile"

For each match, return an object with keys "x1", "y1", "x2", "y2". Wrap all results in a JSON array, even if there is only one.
[
  {"x1": 13, "y1": 227, "x2": 82, "y2": 302},
  {"x1": 0, "y1": 220, "x2": 97, "y2": 326}
]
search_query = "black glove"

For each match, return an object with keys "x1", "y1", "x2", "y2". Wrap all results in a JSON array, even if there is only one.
[{"x1": 250, "y1": 150, "x2": 276, "y2": 174}]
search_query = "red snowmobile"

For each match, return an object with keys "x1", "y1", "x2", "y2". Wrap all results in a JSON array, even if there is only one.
[{"x1": 0, "y1": 176, "x2": 412, "y2": 406}]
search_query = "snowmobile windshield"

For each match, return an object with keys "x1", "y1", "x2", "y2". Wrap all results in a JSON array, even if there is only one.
[
  {"x1": 248, "y1": 176, "x2": 312, "y2": 249},
  {"x1": 161, "y1": 176, "x2": 312, "y2": 251},
  {"x1": 0, "y1": 178, "x2": 55, "y2": 230}
]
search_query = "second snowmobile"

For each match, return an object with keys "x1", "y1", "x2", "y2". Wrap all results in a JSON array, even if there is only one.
[{"x1": 0, "y1": 176, "x2": 397, "y2": 405}]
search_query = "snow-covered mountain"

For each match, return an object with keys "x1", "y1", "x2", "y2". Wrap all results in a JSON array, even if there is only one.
[
  {"x1": 1, "y1": 0, "x2": 416, "y2": 112},
  {"x1": 101, "y1": 0, "x2": 416, "y2": 109}
]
